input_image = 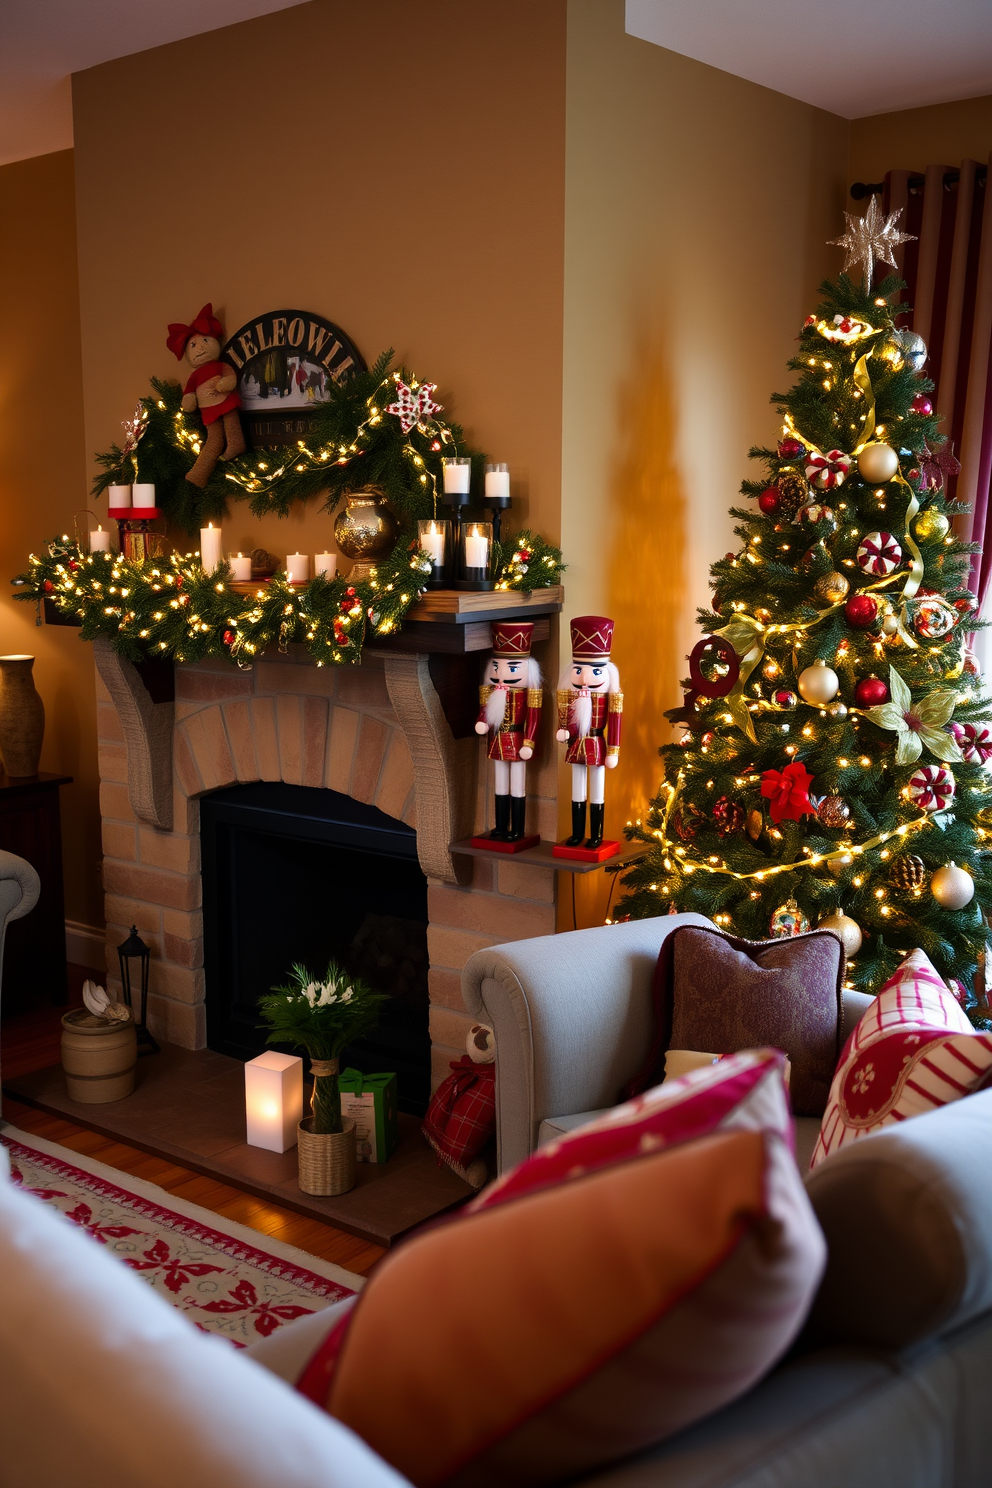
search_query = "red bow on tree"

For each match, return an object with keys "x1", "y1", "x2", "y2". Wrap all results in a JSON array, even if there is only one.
[
  {"x1": 760, "y1": 761, "x2": 815, "y2": 824},
  {"x1": 166, "y1": 303, "x2": 225, "y2": 360}
]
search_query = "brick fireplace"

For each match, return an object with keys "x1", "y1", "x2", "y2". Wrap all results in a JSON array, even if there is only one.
[{"x1": 92, "y1": 638, "x2": 557, "y2": 1089}]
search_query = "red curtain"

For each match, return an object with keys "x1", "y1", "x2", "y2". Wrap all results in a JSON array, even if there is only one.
[{"x1": 881, "y1": 159, "x2": 992, "y2": 608}]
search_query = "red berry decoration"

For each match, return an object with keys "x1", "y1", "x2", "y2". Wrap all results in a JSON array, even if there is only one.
[
  {"x1": 758, "y1": 487, "x2": 780, "y2": 515},
  {"x1": 845, "y1": 593, "x2": 879, "y2": 630},
  {"x1": 223, "y1": 629, "x2": 234, "y2": 647},
  {"x1": 855, "y1": 675, "x2": 889, "y2": 707},
  {"x1": 911, "y1": 393, "x2": 933, "y2": 416},
  {"x1": 777, "y1": 438, "x2": 804, "y2": 460}
]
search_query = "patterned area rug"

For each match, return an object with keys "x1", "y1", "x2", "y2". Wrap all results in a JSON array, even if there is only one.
[{"x1": 0, "y1": 1124, "x2": 360, "y2": 1346}]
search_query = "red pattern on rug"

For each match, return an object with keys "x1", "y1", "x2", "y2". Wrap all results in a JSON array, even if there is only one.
[{"x1": 1, "y1": 1134, "x2": 355, "y2": 1346}]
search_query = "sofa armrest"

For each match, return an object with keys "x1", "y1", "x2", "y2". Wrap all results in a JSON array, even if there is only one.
[
  {"x1": 0, "y1": 849, "x2": 40, "y2": 924},
  {"x1": 461, "y1": 913, "x2": 713, "y2": 1172}
]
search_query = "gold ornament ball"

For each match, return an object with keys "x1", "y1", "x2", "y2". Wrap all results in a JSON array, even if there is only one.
[
  {"x1": 828, "y1": 852, "x2": 854, "y2": 878},
  {"x1": 745, "y1": 808, "x2": 764, "y2": 842},
  {"x1": 813, "y1": 571, "x2": 850, "y2": 604},
  {"x1": 818, "y1": 911, "x2": 863, "y2": 956},
  {"x1": 930, "y1": 862, "x2": 975, "y2": 910},
  {"x1": 913, "y1": 508, "x2": 950, "y2": 542},
  {"x1": 856, "y1": 442, "x2": 899, "y2": 483},
  {"x1": 797, "y1": 658, "x2": 839, "y2": 705}
]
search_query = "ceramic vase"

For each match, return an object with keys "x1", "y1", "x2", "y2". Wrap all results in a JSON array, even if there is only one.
[{"x1": 0, "y1": 655, "x2": 45, "y2": 777}]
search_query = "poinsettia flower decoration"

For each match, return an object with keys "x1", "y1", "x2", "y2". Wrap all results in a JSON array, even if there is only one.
[
  {"x1": 916, "y1": 441, "x2": 961, "y2": 493},
  {"x1": 760, "y1": 760, "x2": 815, "y2": 824},
  {"x1": 863, "y1": 664, "x2": 962, "y2": 766}
]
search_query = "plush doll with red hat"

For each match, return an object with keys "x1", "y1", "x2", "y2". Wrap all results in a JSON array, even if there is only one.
[
  {"x1": 555, "y1": 615, "x2": 623, "y2": 849},
  {"x1": 166, "y1": 304, "x2": 245, "y2": 487},
  {"x1": 474, "y1": 620, "x2": 543, "y2": 842}
]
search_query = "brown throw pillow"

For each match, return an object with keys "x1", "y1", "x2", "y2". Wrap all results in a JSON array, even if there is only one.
[{"x1": 642, "y1": 926, "x2": 844, "y2": 1116}]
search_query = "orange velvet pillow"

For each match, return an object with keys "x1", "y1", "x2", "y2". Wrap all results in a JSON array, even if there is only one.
[{"x1": 300, "y1": 1104, "x2": 825, "y2": 1486}]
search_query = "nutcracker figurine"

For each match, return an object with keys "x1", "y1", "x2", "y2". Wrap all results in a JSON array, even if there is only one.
[
  {"x1": 473, "y1": 621, "x2": 543, "y2": 847},
  {"x1": 554, "y1": 615, "x2": 623, "y2": 853}
]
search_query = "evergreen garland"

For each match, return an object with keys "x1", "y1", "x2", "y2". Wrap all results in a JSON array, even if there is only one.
[{"x1": 618, "y1": 273, "x2": 992, "y2": 1022}]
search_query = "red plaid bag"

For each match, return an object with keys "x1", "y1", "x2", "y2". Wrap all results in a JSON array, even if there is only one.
[{"x1": 423, "y1": 1056, "x2": 496, "y2": 1178}]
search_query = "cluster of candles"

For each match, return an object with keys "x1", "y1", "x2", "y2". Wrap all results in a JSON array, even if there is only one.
[{"x1": 199, "y1": 526, "x2": 336, "y2": 582}]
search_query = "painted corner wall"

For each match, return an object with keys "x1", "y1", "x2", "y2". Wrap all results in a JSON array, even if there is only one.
[
  {"x1": 70, "y1": 0, "x2": 567, "y2": 571},
  {"x1": 0, "y1": 149, "x2": 102, "y2": 928},
  {"x1": 561, "y1": 0, "x2": 849, "y2": 923},
  {"x1": 849, "y1": 94, "x2": 992, "y2": 183}
]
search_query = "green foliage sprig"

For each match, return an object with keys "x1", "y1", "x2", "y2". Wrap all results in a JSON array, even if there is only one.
[{"x1": 259, "y1": 961, "x2": 388, "y2": 1134}]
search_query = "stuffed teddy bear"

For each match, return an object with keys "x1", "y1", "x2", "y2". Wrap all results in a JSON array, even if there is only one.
[{"x1": 166, "y1": 304, "x2": 246, "y2": 487}]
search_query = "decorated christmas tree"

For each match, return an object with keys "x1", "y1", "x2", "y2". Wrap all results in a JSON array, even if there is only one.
[{"x1": 620, "y1": 201, "x2": 992, "y2": 1024}]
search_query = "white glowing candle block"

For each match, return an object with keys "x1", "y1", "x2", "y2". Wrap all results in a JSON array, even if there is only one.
[
  {"x1": 108, "y1": 484, "x2": 132, "y2": 510},
  {"x1": 314, "y1": 552, "x2": 337, "y2": 578},
  {"x1": 419, "y1": 524, "x2": 445, "y2": 567},
  {"x1": 286, "y1": 552, "x2": 309, "y2": 583},
  {"x1": 89, "y1": 526, "x2": 111, "y2": 553},
  {"x1": 464, "y1": 532, "x2": 489, "y2": 569},
  {"x1": 200, "y1": 523, "x2": 223, "y2": 572},
  {"x1": 132, "y1": 483, "x2": 157, "y2": 508},
  {"x1": 442, "y1": 458, "x2": 471, "y2": 494},
  {"x1": 484, "y1": 465, "x2": 510, "y2": 500},
  {"x1": 229, "y1": 553, "x2": 252, "y2": 581},
  {"x1": 245, "y1": 1051, "x2": 303, "y2": 1152}
]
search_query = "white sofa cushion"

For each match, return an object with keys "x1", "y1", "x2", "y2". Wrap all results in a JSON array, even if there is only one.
[{"x1": 0, "y1": 1143, "x2": 408, "y2": 1488}]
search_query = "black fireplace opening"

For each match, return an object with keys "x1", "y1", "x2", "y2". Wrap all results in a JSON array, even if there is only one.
[{"x1": 201, "y1": 782, "x2": 430, "y2": 1115}]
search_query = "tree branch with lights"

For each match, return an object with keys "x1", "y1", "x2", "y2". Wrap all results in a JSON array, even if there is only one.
[{"x1": 618, "y1": 210, "x2": 992, "y2": 1019}]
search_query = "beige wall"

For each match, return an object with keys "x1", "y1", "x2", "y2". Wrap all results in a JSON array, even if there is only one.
[
  {"x1": 0, "y1": 150, "x2": 102, "y2": 929},
  {"x1": 560, "y1": 1, "x2": 848, "y2": 922},
  {"x1": 71, "y1": 0, "x2": 566, "y2": 571},
  {"x1": 850, "y1": 95, "x2": 992, "y2": 182}
]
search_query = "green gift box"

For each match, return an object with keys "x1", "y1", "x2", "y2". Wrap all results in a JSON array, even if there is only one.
[{"x1": 338, "y1": 1068, "x2": 398, "y2": 1163}]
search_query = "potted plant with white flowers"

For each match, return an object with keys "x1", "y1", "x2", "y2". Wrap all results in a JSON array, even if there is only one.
[{"x1": 258, "y1": 961, "x2": 387, "y2": 1196}]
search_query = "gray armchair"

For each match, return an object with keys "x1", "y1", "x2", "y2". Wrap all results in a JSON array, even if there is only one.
[
  {"x1": 462, "y1": 914, "x2": 873, "y2": 1174},
  {"x1": 0, "y1": 847, "x2": 42, "y2": 1008}
]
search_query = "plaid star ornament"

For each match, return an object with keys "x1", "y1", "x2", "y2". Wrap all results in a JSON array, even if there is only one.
[
  {"x1": 386, "y1": 378, "x2": 442, "y2": 434},
  {"x1": 918, "y1": 441, "x2": 961, "y2": 493}
]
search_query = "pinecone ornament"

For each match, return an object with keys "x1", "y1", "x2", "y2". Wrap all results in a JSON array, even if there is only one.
[
  {"x1": 889, "y1": 854, "x2": 927, "y2": 892},
  {"x1": 776, "y1": 472, "x2": 809, "y2": 519}
]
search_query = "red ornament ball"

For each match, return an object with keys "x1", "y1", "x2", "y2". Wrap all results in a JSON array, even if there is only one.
[
  {"x1": 845, "y1": 593, "x2": 879, "y2": 629},
  {"x1": 911, "y1": 393, "x2": 933, "y2": 416},
  {"x1": 223, "y1": 629, "x2": 234, "y2": 647},
  {"x1": 855, "y1": 675, "x2": 889, "y2": 707},
  {"x1": 758, "y1": 487, "x2": 780, "y2": 515},
  {"x1": 43, "y1": 580, "x2": 54, "y2": 593},
  {"x1": 777, "y1": 438, "x2": 804, "y2": 460}
]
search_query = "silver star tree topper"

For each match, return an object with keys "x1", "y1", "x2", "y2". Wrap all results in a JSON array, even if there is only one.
[{"x1": 829, "y1": 197, "x2": 916, "y2": 288}]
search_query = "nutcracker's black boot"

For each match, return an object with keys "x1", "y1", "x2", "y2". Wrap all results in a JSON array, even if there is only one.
[
  {"x1": 489, "y1": 794, "x2": 511, "y2": 841},
  {"x1": 508, "y1": 796, "x2": 527, "y2": 842},
  {"x1": 565, "y1": 800, "x2": 586, "y2": 846},
  {"x1": 586, "y1": 803, "x2": 605, "y2": 850}
]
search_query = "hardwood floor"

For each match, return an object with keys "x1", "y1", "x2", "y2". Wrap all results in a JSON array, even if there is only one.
[{"x1": 0, "y1": 968, "x2": 385, "y2": 1277}]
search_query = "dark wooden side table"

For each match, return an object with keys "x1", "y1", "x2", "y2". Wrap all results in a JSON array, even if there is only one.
[{"x1": 0, "y1": 772, "x2": 72, "y2": 1014}]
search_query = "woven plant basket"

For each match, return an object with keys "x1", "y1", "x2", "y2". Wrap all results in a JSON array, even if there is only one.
[{"x1": 297, "y1": 1116, "x2": 356, "y2": 1196}]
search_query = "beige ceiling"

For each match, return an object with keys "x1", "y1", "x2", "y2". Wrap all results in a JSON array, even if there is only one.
[{"x1": 626, "y1": 0, "x2": 992, "y2": 119}]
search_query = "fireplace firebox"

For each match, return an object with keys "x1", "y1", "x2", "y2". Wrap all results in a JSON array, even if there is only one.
[{"x1": 201, "y1": 782, "x2": 430, "y2": 1114}]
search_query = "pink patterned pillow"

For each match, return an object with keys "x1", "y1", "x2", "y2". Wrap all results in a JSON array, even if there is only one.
[
  {"x1": 810, "y1": 950, "x2": 992, "y2": 1168},
  {"x1": 472, "y1": 1046, "x2": 793, "y2": 1212}
]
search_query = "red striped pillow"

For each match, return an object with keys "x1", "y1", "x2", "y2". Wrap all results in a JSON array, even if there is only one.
[{"x1": 811, "y1": 950, "x2": 992, "y2": 1168}]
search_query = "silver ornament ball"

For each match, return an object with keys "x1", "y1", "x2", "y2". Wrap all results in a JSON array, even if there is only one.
[
  {"x1": 856, "y1": 442, "x2": 899, "y2": 483},
  {"x1": 930, "y1": 862, "x2": 975, "y2": 910},
  {"x1": 893, "y1": 329, "x2": 928, "y2": 372}
]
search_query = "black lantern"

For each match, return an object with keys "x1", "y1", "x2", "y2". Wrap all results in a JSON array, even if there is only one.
[{"x1": 117, "y1": 925, "x2": 159, "y2": 1054}]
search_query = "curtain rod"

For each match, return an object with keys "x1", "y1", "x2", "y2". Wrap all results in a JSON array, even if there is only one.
[{"x1": 851, "y1": 167, "x2": 987, "y2": 200}]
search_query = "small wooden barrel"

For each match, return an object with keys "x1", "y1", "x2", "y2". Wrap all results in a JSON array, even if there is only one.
[{"x1": 60, "y1": 1009, "x2": 137, "y2": 1103}]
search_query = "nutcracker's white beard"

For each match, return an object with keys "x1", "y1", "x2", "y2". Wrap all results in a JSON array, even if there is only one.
[
  {"x1": 570, "y1": 691, "x2": 593, "y2": 738},
  {"x1": 485, "y1": 687, "x2": 508, "y2": 728}
]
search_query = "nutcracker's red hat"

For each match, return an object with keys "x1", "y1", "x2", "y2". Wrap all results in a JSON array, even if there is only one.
[
  {"x1": 490, "y1": 620, "x2": 535, "y2": 658},
  {"x1": 569, "y1": 614, "x2": 615, "y2": 663},
  {"x1": 166, "y1": 303, "x2": 225, "y2": 360}
]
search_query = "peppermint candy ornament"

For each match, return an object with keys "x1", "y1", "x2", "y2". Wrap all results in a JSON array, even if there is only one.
[
  {"x1": 910, "y1": 593, "x2": 957, "y2": 640},
  {"x1": 805, "y1": 449, "x2": 853, "y2": 490},
  {"x1": 948, "y1": 722, "x2": 992, "y2": 764},
  {"x1": 907, "y1": 764, "x2": 956, "y2": 812},
  {"x1": 856, "y1": 530, "x2": 902, "y2": 577}
]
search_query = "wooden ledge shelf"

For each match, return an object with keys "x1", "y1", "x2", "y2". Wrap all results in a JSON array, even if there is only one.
[{"x1": 449, "y1": 838, "x2": 650, "y2": 875}]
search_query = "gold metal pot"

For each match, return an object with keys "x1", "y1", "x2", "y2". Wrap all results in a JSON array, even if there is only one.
[{"x1": 333, "y1": 488, "x2": 398, "y2": 560}]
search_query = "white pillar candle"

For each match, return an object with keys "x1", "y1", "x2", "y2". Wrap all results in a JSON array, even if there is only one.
[
  {"x1": 108, "y1": 484, "x2": 132, "y2": 510},
  {"x1": 419, "y1": 523, "x2": 445, "y2": 567},
  {"x1": 229, "y1": 553, "x2": 252, "y2": 582},
  {"x1": 484, "y1": 464, "x2": 510, "y2": 500},
  {"x1": 442, "y1": 457, "x2": 471, "y2": 495},
  {"x1": 89, "y1": 525, "x2": 111, "y2": 553},
  {"x1": 464, "y1": 530, "x2": 489, "y2": 570},
  {"x1": 286, "y1": 552, "x2": 310, "y2": 583},
  {"x1": 314, "y1": 552, "x2": 337, "y2": 578},
  {"x1": 132, "y1": 483, "x2": 157, "y2": 508},
  {"x1": 200, "y1": 523, "x2": 223, "y2": 572},
  {"x1": 244, "y1": 1051, "x2": 303, "y2": 1152}
]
